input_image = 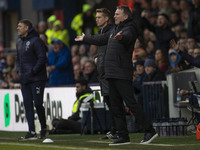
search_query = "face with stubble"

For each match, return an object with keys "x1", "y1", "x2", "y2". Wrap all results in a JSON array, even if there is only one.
[
  {"x1": 114, "y1": 8, "x2": 128, "y2": 25},
  {"x1": 17, "y1": 22, "x2": 29, "y2": 37}
]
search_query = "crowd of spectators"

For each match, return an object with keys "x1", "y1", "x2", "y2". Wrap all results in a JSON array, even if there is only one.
[{"x1": 0, "y1": 0, "x2": 200, "y2": 90}]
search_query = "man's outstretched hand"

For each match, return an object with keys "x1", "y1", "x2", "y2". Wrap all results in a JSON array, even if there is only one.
[
  {"x1": 114, "y1": 31, "x2": 123, "y2": 40},
  {"x1": 170, "y1": 39, "x2": 180, "y2": 52},
  {"x1": 74, "y1": 33, "x2": 85, "y2": 41}
]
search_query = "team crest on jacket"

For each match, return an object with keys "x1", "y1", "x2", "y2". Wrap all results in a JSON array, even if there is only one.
[
  {"x1": 109, "y1": 33, "x2": 113, "y2": 38},
  {"x1": 25, "y1": 41, "x2": 30, "y2": 51}
]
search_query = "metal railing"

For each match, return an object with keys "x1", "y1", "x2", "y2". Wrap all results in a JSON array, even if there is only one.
[{"x1": 142, "y1": 81, "x2": 169, "y2": 122}]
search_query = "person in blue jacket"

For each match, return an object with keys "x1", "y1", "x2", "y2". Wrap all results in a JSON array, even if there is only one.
[
  {"x1": 47, "y1": 38, "x2": 74, "y2": 86},
  {"x1": 16, "y1": 19, "x2": 48, "y2": 140},
  {"x1": 170, "y1": 39, "x2": 200, "y2": 68}
]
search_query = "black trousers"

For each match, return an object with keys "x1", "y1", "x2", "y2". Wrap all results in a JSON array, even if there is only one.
[
  {"x1": 103, "y1": 95, "x2": 117, "y2": 134},
  {"x1": 53, "y1": 119, "x2": 81, "y2": 133},
  {"x1": 99, "y1": 76, "x2": 117, "y2": 133},
  {"x1": 108, "y1": 78, "x2": 153, "y2": 139},
  {"x1": 21, "y1": 81, "x2": 46, "y2": 132}
]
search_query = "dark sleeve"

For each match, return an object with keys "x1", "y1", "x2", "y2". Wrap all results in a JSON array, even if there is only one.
[
  {"x1": 120, "y1": 28, "x2": 138, "y2": 46},
  {"x1": 83, "y1": 32, "x2": 110, "y2": 46},
  {"x1": 119, "y1": 25, "x2": 138, "y2": 51},
  {"x1": 32, "y1": 38, "x2": 47, "y2": 74},
  {"x1": 16, "y1": 42, "x2": 20, "y2": 73},
  {"x1": 179, "y1": 51, "x2": 200, "y2": 68}
]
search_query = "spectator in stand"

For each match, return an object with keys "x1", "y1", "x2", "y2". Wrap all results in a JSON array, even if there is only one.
[
  {"x1": 45, "y1": 15, "x2": 56, "y2": 45},
  {"x1": 146, "y1": 40, "x2": 156, "y2": 59},
  {"x1": 82, "y1": 60, "x2": 98, "y2": 83},
  {"x1": 188, "y1": 47, "x2": 194, "y2": 57},
  {"x1": 1, "y1": 69, "x2": 20, "y2": 89},
  {"x1": 39, "y1": 33, "x2": 53, "y2": 52},
  {"x1": 154, "y1": 13, "x2": 176, "y2": 51},
  {"x1": 71, "y1": 4, "x2": 97, "y2": 36},
  {"x1": 172, "y1": 24, "x2": 185, "y2": 39},
  {"x1": 73, "y1": 64, "x2": 83, "y2": 81},
  {"x1": 88, "y1": 45, "x2": 98, "y2": 60},
  {"x1": 171, "y1": 0, "x2": 180, "y2": 11},
  {"x1": 78, "y1": 44, "x2": 89, "y2": 58},
  {"x1": 142, "y1": 12, "x2": 176, "y2": 51},
  {"x1": 143, "y1": 58, "x2": 166, "y2": 82},
  {"x1": 159, "y1": 0, "x2": 173, "y2": 17},
  {"x1": 180, "y1": 0, "x2": 190, "y2": 11},
  {"x1": 165, "y1": 49, "x2": 188, "y2": 75},
  {"x1": 72, "y1": 55, "x2": 81, "y2": 67},
  {"x1": 135, "y1": 50, "x2": 148, "y2": 63},
  {"x1": 154, "y1": 49, "x2": 169, "y2": 73},
  {"x1": 170, "y1": 11, "x2": 181, "y2": 28},
  {"x1": 0, "y1": 53, "x2": 19, "y2": 89},
  {"x1": 193, "y1": 47, "x2": 200, "y2": 58},
  {"x1": 47, "y1": 38, "x2": 74, "y2": 86},
  {"x1": 186, "y1": 37, "x2": 198, "y2": 49},
  {"x1": 37, "y1": 21, "x2": 47, "y2": 34},
  {"x1": 187, "y1": 0, "x2": 200, "y2": 43},
  {"x1": 143, "y1": 29, "x2": 156, "y2": 45},
  {"x1": 180, "y1": 9, "x2": 189, "y2": 29},
  {"x1": 1, "y1": 53, "x2": 16, "y2": 78},
  {"x1": 180, "y1": 28, "x2": 188, "y2": 39},
  {"x1": 133, "y1": 60, "x2": 146, "y2": 104},
  {"x1": 7, "y1": 69, "x2": 20, "y2": 88},
  {"x1": 132, "y1": 38, "x2": 146, "y2": 63},
  {"x1": 178, "y1": 38, "x2": 188, "y2": 51},
  {"x1": 71, "y1": 44, "x2": 79, "y2": 57},
  {"x1": 80, "y1": 56, "x2": 89, "y2": 71}
]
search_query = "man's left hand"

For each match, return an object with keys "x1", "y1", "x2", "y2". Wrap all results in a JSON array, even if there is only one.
[{"x1": 114, "y1": 31, "x2": 122, "y2": 40}]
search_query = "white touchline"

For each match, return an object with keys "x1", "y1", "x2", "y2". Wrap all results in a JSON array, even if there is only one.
[{"x1": 0, "y1": 142, "x2": 95, "y2": 150}]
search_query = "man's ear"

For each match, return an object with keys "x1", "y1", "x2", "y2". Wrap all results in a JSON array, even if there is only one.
[
  {"x1": 105, "y1": 16, "x2": 109, "y2": 22},
  {"x1": 25, "y1": 25, "x2": 29, "y2": 32},
  {"x1": 124, "y1": 14, "x2": 128, "y2": 20},
  {"x1": 82, "y1": 85, "x2": 86, "y2": 90}
]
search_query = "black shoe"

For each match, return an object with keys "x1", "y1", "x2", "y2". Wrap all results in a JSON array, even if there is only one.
[
  {"x1": 19, "y1": 132, "x2": 37, "y2": 141},
  {"x1": 109, "y1": 137, "x2": 130, "y2": 146},
  {"x1": 39, "y1": 129, "x2": 49, "y2": 139},
  {"x1": 140, "y1": 131, "x2": 158, "y2": 144},
  {"x1": 100, "y1": 131, "x2": 118, "y2": 139}
]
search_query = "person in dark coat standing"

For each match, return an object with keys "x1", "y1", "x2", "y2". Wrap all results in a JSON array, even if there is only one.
[
  {"x1": 82, "y1": 8, "x2": 117, "y2": 139},
  {"x1": 75, "y1": 5, "x2": 157, "y2": 146},
  {"x1": 16, "y1": 19, "x2": 48, "y2": 140}
]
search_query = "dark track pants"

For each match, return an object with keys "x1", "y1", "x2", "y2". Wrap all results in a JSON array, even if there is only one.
[
  {"x1": 108, "y1": 78, "x2": 153, "y2": 139},
  {"x1": 21, "y1": 81, "x2": 46, "y2": 132}
]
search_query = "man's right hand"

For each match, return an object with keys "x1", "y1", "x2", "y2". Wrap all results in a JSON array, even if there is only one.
[
  {"x1": 170, "y1": 39, "x2": 180, "y2": 52},
  {"x1": 74, "y1": 33, "x2": 85, "y2": 41}
]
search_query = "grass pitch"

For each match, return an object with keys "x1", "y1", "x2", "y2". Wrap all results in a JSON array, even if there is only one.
[{"x1": 0, "y1": 131, "x2": 200, "y2": 150}]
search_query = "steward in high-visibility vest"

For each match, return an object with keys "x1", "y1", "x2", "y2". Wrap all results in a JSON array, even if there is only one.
[
  {"x1": 50, "y1": 79, "x2": 95, "y2": 134},
  {"x1": 46, "y1": 15, "x2": 56, "y2": 45},
  {"x1": 71, "y1": 4, "x2": 98, "y2": 36},
  {"x1": 68, "y1": 79, "x2": 94, "y2": 121},
  {"x1": 50, "y1": 20, "x2": 70, "y2": 47}
]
